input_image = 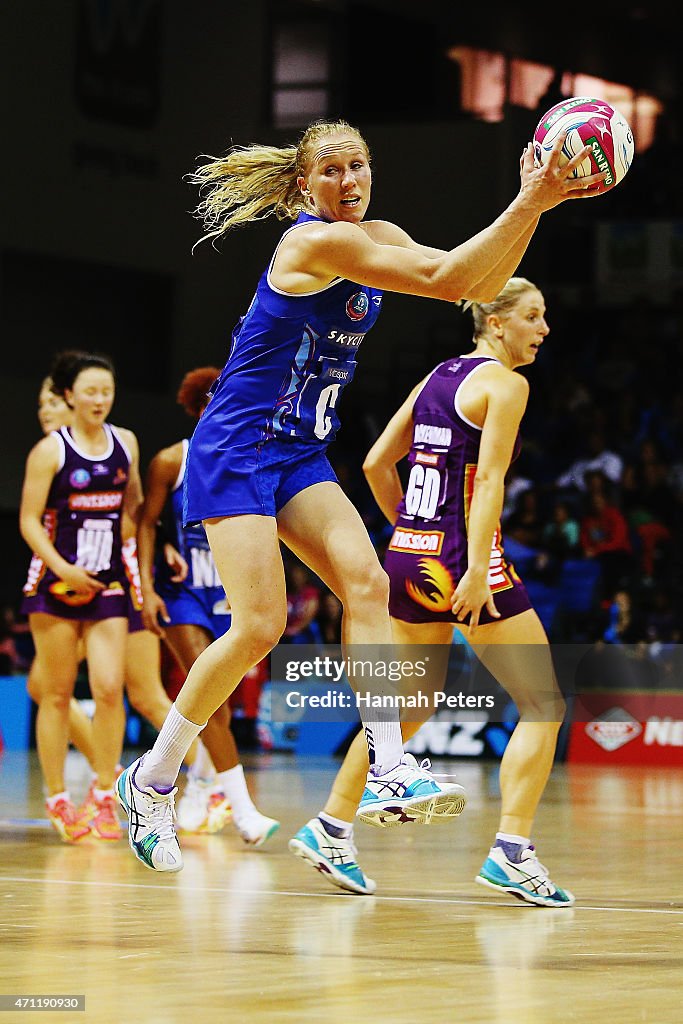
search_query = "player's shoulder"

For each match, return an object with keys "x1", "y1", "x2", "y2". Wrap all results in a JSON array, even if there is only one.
[
  {"x1": 111, "y1": 423, "x2": 138, "y2": 448},
  {"x1": 151, "y1": 440, "x2": 184, "y2": 474},
  {"x1": 479, "y1": 362, "x2": 529, "y2": 399},
  {"x1": 26, "y1": 431, "x2": 62, "y2": 469},
  {"x1": 360, "y1": 219, "x2": 409, "y2": 245},
  {"x1": 287, "y1": 218, "x2": 364, "y2": 247}
]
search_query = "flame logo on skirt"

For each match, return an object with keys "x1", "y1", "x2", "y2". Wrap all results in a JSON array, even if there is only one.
[
  {"x1": 405, "y1": 558, "x2": 455, "y2": 613},
  {"x1": 49, "y1": 580, "x2": 97, "y2": 607}
]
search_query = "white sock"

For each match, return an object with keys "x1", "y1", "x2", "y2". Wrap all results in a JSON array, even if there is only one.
[
  {"x1": 137, "y1": 704, "x2": 206, "y2": 791},
  {"x1": 46, "y1": 791, "x2": 70, "y2": 808},
  {"x1": 496, "y1": 831, "x2": 530, "y2": 847},
  {"x1": 214, "y1": 764, "x2": 257, "y2": 821},
  {"x1": 364, "y1": 721, "x2": 404, "y2": 776},
  {"x1": 93, "y1": 787, "x2": 114, "y2": 802},
  {"x1": 318, "y1": 812, "x2": 352, "y2": 839},
  {"x1": 189, "y1": 739, "x2": 215, "y2": 783}
]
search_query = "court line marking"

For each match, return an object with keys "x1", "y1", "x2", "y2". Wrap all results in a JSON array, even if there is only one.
[
  {"x1": 1, "y1": 873, "x2": 682, "y2": 916},
  {"x1": 0, "y1": 818, "x2": 51, "y2": 829}
]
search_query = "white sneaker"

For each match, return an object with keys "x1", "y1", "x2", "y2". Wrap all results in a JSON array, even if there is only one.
[
  {"x1": 176, "y1": 775, "x2": 212, "y2": 833},
  {"x1": 289, "y1": 818, "x2": 376, "y2": 895},
  {"x1": 476, "y1": 845, "x2": 575, "y2": 907},
  {"x1": 234, "y1": 811, "x2": 280, "y2": 848},
  {"x1": 357, "y1": 753, "x2": 467, "y2": 828},
  {"x1": 115, "y1": 756, "x2": 183, "y2": 872}
]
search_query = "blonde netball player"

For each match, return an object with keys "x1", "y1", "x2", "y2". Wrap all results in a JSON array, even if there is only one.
[
  {"x1": 116, "y1": 118, "x2": 604, "y2": 872},
  {"x1": 290, "y1": 280, "x2": 574, "y2": 906}
]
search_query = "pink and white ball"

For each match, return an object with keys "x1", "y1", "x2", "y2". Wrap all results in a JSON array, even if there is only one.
[{"x1": 533, "y1": 96, "x2": 634, "y2": 195}]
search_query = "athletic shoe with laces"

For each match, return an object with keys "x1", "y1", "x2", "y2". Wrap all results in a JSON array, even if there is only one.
[
  {"x1": 46, "y1": 796, "x2": 91, "y2": 843},
  {"x1": 289, "y1": 818, "x2": 376, "y2": 895},
  {"x1": 115, "y1": 756, "x2": 183, "y2": 872},
  {"x1": 79, "y1": 784, "x2": 123, "y2": 841},
  {"x1": 357, "y1": 752, "x2": 467, "y2": 828},
  {"x1": 234, "y1": 811, "x2": 280, "y2": 848},
  {"x1": 475, "y1": 844, "x2": 575, "y2": 907}
]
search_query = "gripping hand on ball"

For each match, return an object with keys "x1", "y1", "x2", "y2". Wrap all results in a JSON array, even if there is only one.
[{"x1": 520, "y1": 133, "x2": 608, "y2": 210}]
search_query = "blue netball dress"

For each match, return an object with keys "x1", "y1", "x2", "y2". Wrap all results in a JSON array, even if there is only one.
[
  {"x1": 183, "y1": 211, "x2": 383, "y2": 525},
  {"x1": 156, "y1": 440, "x2": 232, "y2": 638}
]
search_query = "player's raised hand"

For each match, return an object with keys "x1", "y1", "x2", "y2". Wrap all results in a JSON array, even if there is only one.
[{"x1": 520, "y1": 133, "x2": 608, "y2": 210}]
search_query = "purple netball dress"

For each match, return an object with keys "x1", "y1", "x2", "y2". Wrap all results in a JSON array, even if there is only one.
[
  {"x1": 384, "y1": 355, "x2": 532, "y2": 626},
  {"x1": 22, "y1": 424, "x2": 132, "y2": 621}
]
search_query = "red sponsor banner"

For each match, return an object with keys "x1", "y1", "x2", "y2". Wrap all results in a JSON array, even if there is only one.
[{"x1": 568, "y1": 691, "x2": 683, "y2": 766}]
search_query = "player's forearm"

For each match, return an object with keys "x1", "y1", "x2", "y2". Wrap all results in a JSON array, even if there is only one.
[
  {"x1": 364, "y1": 464, "x2": 404, "y2": 525},
  {"x1": 19, "y1": 515, "x2": 71, "y2": 578},
  {"x1": 433, "y1": 193, "x2": 545, "y2": 301},
  {"x1": 467, "y1": 218, "x2": 539, "y2": 301},
  {"x1": 137, "y1": 516, "x2": 158, "y2": 590},
  {"x1": 466, "y1": 477, "x2": 505, "y2": 577}
]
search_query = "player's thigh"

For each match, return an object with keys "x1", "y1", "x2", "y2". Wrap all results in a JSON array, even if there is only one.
[
  {"x1": 454, "y1": 608, "x2": 562, "y2": 715},
  {"x1": 124, "y1": 628, "x2": 162, "y2": 694},
  {"x1": 277, "y1": 481, "x2": 385, "y2": 601},
  {"x1": 83, "y1": 616, "x2": 128, "y2": 697},
  {"x1": 28, "y1": 614, "x2": 81, "y2": 695},
  {"x1": 390, "y1": 617, "x2": 455, "y2": 726},
  {"x1": 204, "y1": 515, "x2": 286, "y2": 632}
]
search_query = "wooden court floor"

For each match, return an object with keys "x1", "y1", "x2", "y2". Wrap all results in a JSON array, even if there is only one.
[{"x1": 1, "y1": 749, "x2": 682, "y2": 1024}]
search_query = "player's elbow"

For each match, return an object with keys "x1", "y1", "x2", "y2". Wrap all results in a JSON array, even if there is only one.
[
  {"x1": 472, "y1": 468, "x2": 506, "y2": 493},
  {"x1": 362, "y1": 453, "x2": 379, "y2": 480},
  {"x1": 19, "y1": 512, "x2": 35, "y2": 547}
]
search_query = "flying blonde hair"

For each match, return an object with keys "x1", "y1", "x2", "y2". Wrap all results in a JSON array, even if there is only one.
[{"x1": 186, "y1": 119, "x2": 370, "y2": 247}]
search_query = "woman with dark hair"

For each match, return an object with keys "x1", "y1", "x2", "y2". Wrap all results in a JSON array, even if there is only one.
[
  {"x1": 20, "y1": 351, "x2": 140, "y2": 842},
  {"x1": 27, "y1": 373, "x2": 203, "y2": 829}
]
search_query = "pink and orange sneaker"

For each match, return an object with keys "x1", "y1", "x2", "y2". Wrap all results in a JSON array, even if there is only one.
[
  {"x1": 46, "y1": 796, "x2": 91, "y2": 843},
  {"x1": 204, "y1": 790, "x2": 233, "y2": 835},
  {"x1": 80, "y1": 784, "x2": 123, "y2": 841}
]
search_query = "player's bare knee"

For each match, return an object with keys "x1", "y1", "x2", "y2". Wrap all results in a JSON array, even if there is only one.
[
  {"x1": 232, "y1": 610, "x2": 286, "y2": 660},
  {"x1": 38, "y1": 687, "x2": 73, "y2": 713},
  {"x1": 90, "y1": 683, "x2": 125, "y2": 709},
  {"x1": 26, "y1": 672, "x2": 41, "y2": 702},
  {"x1": 344, "y1": 563, "x2": 389, "y2": 612},
  {"x1": 517, "y1": 691, "x2": 566, "y2": 723}
]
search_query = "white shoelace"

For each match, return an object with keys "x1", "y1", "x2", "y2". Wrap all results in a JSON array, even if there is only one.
[
  {"x1": 147, "y1": 791, "x2": 178, "y2": 842},
  {"x1": 402, "y1": 755, "x2": 459, "y2": 784},
  {"x1": 521, "y1": 846, "x2": 550, "y2": 878}
]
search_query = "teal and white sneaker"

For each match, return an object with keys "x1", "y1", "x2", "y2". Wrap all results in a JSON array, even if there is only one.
[
  {"x1": 115, "y1": 756, "x2": 183, "y2": 873},
  {"x1": 357, "y1": 753, "x2": 467, "y2": 828},
  {"x1": 476, "y1": 845, "x2": 574, "y2": 907},
  {"x1": 289, "y1": 818, "x2": 376, "y2": 895}
]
